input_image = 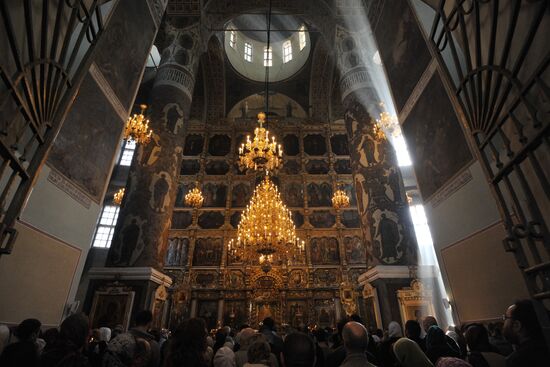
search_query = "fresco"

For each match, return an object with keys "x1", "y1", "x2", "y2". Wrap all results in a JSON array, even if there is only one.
[
  {"x1": 330, "y1": 134, "x2": 350, "y2": 155},
  {"x1": 307, "y1": 183, "x2": 332, "y2": 207},
  {"x1": 309, "y1": 210, "x2": 336, "y2": 228},
  {"x1": 208, "y1": 134, "x2": 231, "y2": 156},
  {"x1": 203, "y1": 183, "x2": 228, "y2": 207},
  {"x1": 283, "y1": 134, "x2": 300, "y2": 156},
  {"x1": 180, "y1": 159, "x2": 201, "y2": 175},
  {"x1": 344, "y1": 236, "x2": 366, "y2": 264},
  {"x1": 283, "y1": 182, "x2": 304, "y2": 207},
  {"x1": 183, "y1": 134, "x2": 204, "y2": 155},
  {"x1": 165, "y1": 237, "x2": 190, "y2": 266},
  {"x1": 306, "y1": 160, "x2": 330, "y2": 174},
  {"x1": 231, "y1": 183, "x2": 251, "y2": 207},
  {"x1": 334, "y1": 159, "x2": 352, "y2": 174},
  {"x1": 198, "y1": 211, "x2": 225, "y2": 229},
  {"x1": 303, "y1": 134, "x2": 327, "y2": 155},
  {"x1": 205, "y1": 160, "x2": 230, "y2": 175},
  {"x1": 171, "y1": 211, "x2": 192, "y2": 229}
]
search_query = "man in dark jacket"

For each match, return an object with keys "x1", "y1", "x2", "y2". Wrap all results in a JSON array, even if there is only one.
[{"x1": 130, "y1": 310, "x2": 160, "y2": 367}]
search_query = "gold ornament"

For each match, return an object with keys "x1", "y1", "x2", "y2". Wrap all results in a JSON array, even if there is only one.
[
  {"x1": 238, "y1": 112, "x2": 283, "y2": 172},
  {"x1": 184, "y1": 182, "x2": 204, "y2": 209},
  {"x1": 123, "y1": 104, "x2": 153, "y2": 145},
  {"x1": 228, "y1": 175, "x2": 304, "y2": 273},
  {"x1": 113, "y1": 188, "x2": 125, "y2": 205},
  {"x1": 332, "y1": 184, "x2": 350, "y2": 209}
]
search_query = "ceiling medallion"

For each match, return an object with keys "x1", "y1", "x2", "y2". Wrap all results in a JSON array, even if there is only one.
[
  {"x1": 228, "y1": 174, "x2": 304, "y2": 273},
  {"x1": 123, "y1": 104, "x2": 153, "y2": 145},
  {"x1": 238, "y1": 112, "x2": 283, "y2": 172},
  {"x1": 332, "y1": 184, "x2": 350, "y2": 209},
  {"x1": 184, "y1": 182, "x2": 204, "y2": 209}
]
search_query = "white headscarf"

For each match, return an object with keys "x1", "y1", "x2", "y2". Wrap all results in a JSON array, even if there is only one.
[
  {"x1": 0, "y1": 325, "x2": 10, "y2": 354},
  {"x1": 388, "y1": 321, "x2": 403, "y2": 338},
  {"x1": 99, "y1": 327, "x2": 112, "y2": 342},
  {"x1": 214, "y1": 346, "x2": 236, "y2": 367}
]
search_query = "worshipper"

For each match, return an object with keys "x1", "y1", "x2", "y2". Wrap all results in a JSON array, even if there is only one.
[
  {"x1": 244, "y1": 339, "x2": 272, "y2": 367},
  {"x1": 89, "y1": 327, "x2": 111, "y2": 367},
  {"x1": 40, "y1": 313, "x2": 90, "y2": 367},
  {"x1": 259, "y1": 318, "x2": 284, "y2": 362},
  {"x1": 463, "y1": 323, "x2": 505, "y2": 367},
  {"x1": 425, "y1": 325, "x2": 461, "y2": 365},
  {"x1": 214, "y1": 329, "x2": 229, "y2": 355},
  {"x1": 214, "y1": 345, "x2": 236, "y2": 367},
  {"x1": 102, "y1": 332, "x2": 151, "y2": 367},
  {"x1": 486, "y1": 323, "x2": 512, "y2": 357},
  {"x1": 405, "y1": 320, "x2": 426, "y2": 351},
  {"x1": 339, "y1": 321, "x2": 376, "y2": 367},
  {"x1": 378, "y1": 321, "x2": 403, "y2": 367},
  {"x1": 423, "y1": 316, "x2": 461, "y2": 356},
  {"x1": 446, "y1": 327, "x2": 467, "y2": 358},
  {"x1": 0, "y1": 324, "x2": 11, "y2": 354},
  {"x1": 392, "y1": 337, "x2": 433, "y2": 367},
  {"x1": 325, "y1": 317, "x2": 350, "y2": 367},
  {"x1": 281, "y1": 332, "x2": 316, "y2": 367},
  {"x1": 42, "y1": 328, "x2": 60, "y2": 352},
  {"x1": 435, "y1": 357, "x2": 473, "y2": 367},
  {"x1": 129, "y1": 310, "x2": 160, "y2": 367},
  {"x1": 163, "y1": 318, "x2": 209, "y2": 367},
  {"x1": 0, "y1": 318, "x2": 42, "y2": 367},
  {"x1": 236, "y1": 331, "x2": 279, "y2": 367},
  {"x1": 502, "y1": 299, "x2": 550, "y2": 367}
]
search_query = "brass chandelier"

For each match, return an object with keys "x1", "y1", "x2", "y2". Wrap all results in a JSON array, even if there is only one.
[
  {"x1": 113, "y1": 188, "x2": 125, "y2": 205},
  {"x1": 375, "y1": 102, "x2": 399, "y2": 139},
  {"x1": 184, "y1": 182, "x2": 204, "y2": 209},
  {"x1": 228, "y1": 175, "x2": 305, "y2": 273},
  {"x1": 123, "y1": 104, "x2": 153, "y2": 144},
  {"x1": 238, "y1": 112, "x2": 283, "y2": 172},
  {"x1": 332, "y1": 184, "x2": 350, "y2": 209}
]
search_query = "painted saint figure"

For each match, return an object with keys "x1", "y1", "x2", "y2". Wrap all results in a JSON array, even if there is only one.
[
  {"x1": 120, "y1": 219, "x2": 140, "y2": 265},
  {"x1": 377, "y1": 213, "x2": 400, "y2": 262},
  {"x1": 153, "y1": 173, "x2": 169, "y2": 212}
]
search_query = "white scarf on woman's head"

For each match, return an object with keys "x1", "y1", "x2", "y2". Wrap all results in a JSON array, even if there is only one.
[{"x1": 388, "y1": 321, "x2": 403, "y2": 338}]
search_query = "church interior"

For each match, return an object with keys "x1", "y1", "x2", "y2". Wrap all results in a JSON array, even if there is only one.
[{"x1": 0, "y1": 0, "x2": 549, "y2": 365}]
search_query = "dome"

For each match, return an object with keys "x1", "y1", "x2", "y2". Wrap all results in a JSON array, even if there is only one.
[{"x1": 224, "y1": 14, "x2": 311, "y2": 82}]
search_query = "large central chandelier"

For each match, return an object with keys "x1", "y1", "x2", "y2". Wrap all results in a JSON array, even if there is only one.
[
  {"x1": 184, "y1": 182, "x2": 204, "y2": 209},
  {"x1": 124, "y1": 104, "x2": 153, "y2": 144},
  {"x1": 238, "y1": 112, "x2": 282, "y2": 172},
  {"x1": 228, "y1": 175, "x2": 304, "y2": 273}
]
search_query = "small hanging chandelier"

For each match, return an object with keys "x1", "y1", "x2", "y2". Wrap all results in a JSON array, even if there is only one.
[
  {"x1": 238, "y1": 112, "x2": 283, "y2": 172},
  {"x1": 113, "y1": 188, "x2": 125, "y2": 205},
  {"x1": 228, "y1": 175, "x2": 304, "y2": 273},
  {"x1": 332, "y1": 184, "x2": 350, "y2": 209},
  {"x1": 123, "y1": 104, "x2": 153, "y2": 144},
  {"x1": 375, "y1": 102, "x2": 399, "y2": 139},
  {"x1": 184, "y1": 182, "x2": 204, "y2": 209}
]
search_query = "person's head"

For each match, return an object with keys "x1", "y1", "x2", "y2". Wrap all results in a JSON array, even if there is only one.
[
  {"x1": 247, "y1": 339, "x2": 271, "y2": 364},
  {"x1": 99, "y1": 327, "x2": 112, "y2": 342},
  {"x1": 221, "y1": 326, "x2": 231, "y2": 336},
  {"x1": 134, "y1": 310, "x2": 153, "y2": 328},
  {"x1": 464, "y1": 324, "x2": 491, "y2": 352},
  {"x1": 60, "y1": 313, "x2": 89, "y2": 350},
  {"x1": 262, "y1": 317, "x2": 275, "y2": 331},
  {"x1": 422, "y1": 316, "x2": 438, "y2": 333},
  {"x1": 41, "y1": 328, "x2": 59, "y2": 346},
  {"x1": 393, "y1": 337, "x2": 433, "y2": 367},
  {"x1": 435, "y1": 357, "x2": 472, "y2": 366},
  {"x1": 165, "y1": 318, "x2": 208, "y2": 367},
  {"x1": 426, "y1": 325, "x2": 446, "y2": 349},
  {"x1": 405, "y1": 320, "x2": 422, "y2": 340},
  {"x1": 16, "y1": 318, "x2": 42, "y2": 342},
  {"x1": 503, "y1": 299, "x2": 543, "y2": 345},
  {"x1": 388, "y1": 321, "x2": 403, "y2": 338},
  {"x1": 282, "y1": 332, "x2": 315, "y2": 367},
  {"x1": 342, "y1": 321, "x2": 369, "y2": 354},
  {"x1": 238, "y1": 327, "x2": 256, "y2": 350},
  {"x1": 213, "y1": 346, "x2": 235, "y2": 367}
]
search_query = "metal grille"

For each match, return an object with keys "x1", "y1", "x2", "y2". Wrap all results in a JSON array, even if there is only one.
[
  {"x1": 0, "y1": 0, "x2": 105, "y2": 255},
  {"x1": 429, "y1": 0, "x2": 549, "y2": 340}
]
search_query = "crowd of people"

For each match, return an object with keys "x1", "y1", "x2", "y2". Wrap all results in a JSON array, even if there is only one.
[{"x1": 0, "y1": 299, "x2": 547, "y2": 367}]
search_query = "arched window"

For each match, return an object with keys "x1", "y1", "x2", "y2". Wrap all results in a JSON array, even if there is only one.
[
  {"x1": 299, "y1": 25, "x2": 306, "y2": 50},
  {"x1": 229, "y1": 30, "x2": 237, "y2": 48},
  {"x1": 283, "y1": 40, "x2": 293, "y2": 63},
  {"x1": 244, "y1": 42, "x2": 252, "y2": 62},
  {"x1": 264, "y1": 46, "x2": 273, "y2": 67}
]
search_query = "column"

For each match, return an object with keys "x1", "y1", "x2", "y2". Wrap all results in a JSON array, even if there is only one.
[
  {"x1": 335, "y1": 26, "x2": 417, "y2": 266},
  {"x1": 107, "y1": 22, "x2": 203, "y2": 269}
]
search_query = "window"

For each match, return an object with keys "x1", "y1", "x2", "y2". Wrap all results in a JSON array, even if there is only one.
[
  {"x1": 283, "y1": 40, "x2": 293, "y2": 63},
  {"x1": 299, "y1": 25, "x2": 306, "y2": 50},
  {"x1": 119, "y1": 140, "x2": 136, "y2": 166},
  {"x1": 263, "y1": 46, "x2": 272, "y2": 67},
  {"x1": 229, "y1": 30, "x2": 237, "y2": 48},
  {"x1": 244, "y1": 42, "x2": 252, "y2": 62},
  {"x1": 92, "y1": 205, "x2": 120, "y2": 248}
]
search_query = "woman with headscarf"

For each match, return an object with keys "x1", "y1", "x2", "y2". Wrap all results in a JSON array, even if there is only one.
[
  {"x1": 393, "y1": 337, "x2": 433, "y2": 367},
  {"x1": 40, "y1": 313, "x2": 90, "y2": 367},
  {"x1": 426, "y1": 326, "x2": 461, "y2": 365},
  {"x1": 102, "y1": 332, "x2": 151, "y2": 367},
  {"x1": 378, "y1": 321, "x2": 403, "y2": 367},
  {"x1": 464, "y1": 324, "x2": 506, "y2": 367},
  {"x1": 88, "y1": 327, "x2": 111, "y2": 367},
  {"x1": 214, "y1": 345, "x2": 236, "y2": 367}
]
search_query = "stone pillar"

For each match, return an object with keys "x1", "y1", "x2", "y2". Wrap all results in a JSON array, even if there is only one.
[
  {"x1": 335, "y1": 26, "x2": 417, "y2": 266},
  {"x1": 106, "y1": 23, "x2": 202, "y2": 269}
]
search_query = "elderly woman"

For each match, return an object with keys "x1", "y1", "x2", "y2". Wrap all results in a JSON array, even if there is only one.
[
  {"x1": 393, "y1": 337, "x2": 433, "y2": 367},
  {"x1": 235, "y1": 330, "x2": 278, "y2": 367}
]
